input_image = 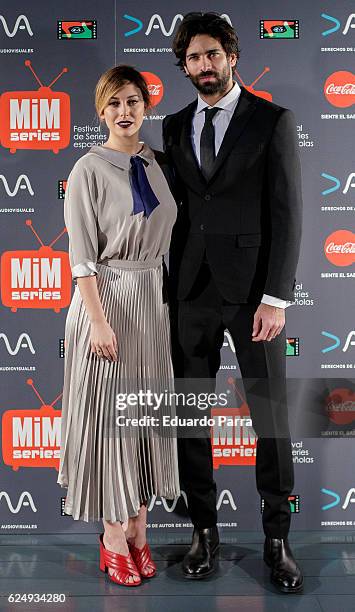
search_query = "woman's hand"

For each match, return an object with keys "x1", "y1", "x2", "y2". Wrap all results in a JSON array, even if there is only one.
[{"x1": 90, "y1": 319, "x2": 118, "y2": 361}]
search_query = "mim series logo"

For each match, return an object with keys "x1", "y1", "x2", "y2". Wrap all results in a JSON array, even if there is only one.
[
  {"x1": 235, "y1": 67, "x2": 272, "y2": 101},
  {"x1": 212, "y1": 408, "x2": 256, "y2": 468},
  {"x1": 122, "y1": 13, "x2": 232, "y2": 38},
  {"x1": 211, "y1": 378, "x2": 256, "y2": 469},
  {"x1": 0, "y1": 60, "x2": 70, "y2": 154},
  {"x1": 0, "y1": 220, "x2": 71, "y2": 312},
  {"x1": 1, "y1": 379, "x2": 62, "y2": 470}
]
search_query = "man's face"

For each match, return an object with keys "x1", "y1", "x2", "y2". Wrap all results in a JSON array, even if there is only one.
[{"x1": 183, "y1": 34, "x2": 236, "y2": 95}]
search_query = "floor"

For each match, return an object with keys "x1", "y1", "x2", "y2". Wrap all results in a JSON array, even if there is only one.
[{"x1": 1, "y1": 531, "x2": 355, "y2": 611}]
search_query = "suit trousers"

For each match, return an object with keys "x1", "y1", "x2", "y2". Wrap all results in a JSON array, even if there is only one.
[{"x1": 172, "y1": 261, "x2": 295, "y2": 538}]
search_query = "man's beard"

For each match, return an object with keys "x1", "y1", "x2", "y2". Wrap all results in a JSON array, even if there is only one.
[{"x1": 189, "y1": 64, "x2": 231, "y2": 95}]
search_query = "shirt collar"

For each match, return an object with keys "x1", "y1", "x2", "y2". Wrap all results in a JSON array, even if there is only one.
[
  {"x1": 88, "y1": 142, "x2": 154, "y2": 170},
  {"x1": 196, "y1": 80, "x2": 241, "y2": 114}
]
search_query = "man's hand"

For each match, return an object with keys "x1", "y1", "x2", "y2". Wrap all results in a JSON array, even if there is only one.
[{"x1": 252, "y1": 303, "x2": 285, "y2": 342}]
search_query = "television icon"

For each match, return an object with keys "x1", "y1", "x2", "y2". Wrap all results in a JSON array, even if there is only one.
[
  {"x1": 0, "y1": 219, "x2": 71, "y2": 312},
  {"x1": 2, "y1": 378, "x2": 62, "y2": 471},
  {"x1": 0, "y1": 60, "x2": 70, "y2": 154}
]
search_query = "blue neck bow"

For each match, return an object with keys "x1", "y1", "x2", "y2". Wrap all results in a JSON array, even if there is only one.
[{"x1": 130, "y1": 155, "x2": 160, "y2": 218}]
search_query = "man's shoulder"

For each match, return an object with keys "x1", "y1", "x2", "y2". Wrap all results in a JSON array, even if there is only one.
[
  {"x1": 245, "y1": 89, "x2": 288, "y2": 114},
  {"x1": 245, "y1": 89, "x2": 292, "y2": 121},
  {"x1": 163, "y1": 100, "x2": 197, "y2": 131}
]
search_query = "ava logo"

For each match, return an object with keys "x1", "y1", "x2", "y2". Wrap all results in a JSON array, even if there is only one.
[
  {"x1": 0, "y1": 60, "x2": 70, "y2": 153},
  {"x1": 321, "y1": 172, "x2": 355, "y2": 196},
  {"x1": 223, "y1": 330, "x2": 235, "y2": 353},
  {"x1": 0, "y1": 491, "x2": 37, "y2": 513},
  {"x1": 148, "y1": 489, "x2": 237, "y2": 512},
  {"x1": 235, "y1": 67, "x2": 272, "y2": 101},
  {"x1": 141, "y1": 72, "x2": 164, "y2": 107},
  {"x1": 0, "y1": 14, "x2": 33, "y2": 37},
  {"x1": 216, "y1": 489, "x2": 237, "y2": 511},
  {"x1": 324, "y1": 71, "x2": 355, "y2": 108},
  {"x1": 0, "y1": 219, "x2": 71, "y2": 312},
  {"x1": 321, "y1": 13, "x2": 355, "y2": 37},
  {"x1": 326, "y1": 388, "x2": 355, "y2": 425},
  {"x1": 324, "y1": 230, "x2": 355, "y2": 266},
  {"x1": 321, "y1": 330, "x2": 355, "y2": 353},
  {"x1": 322, "y1": 488, "x2": 355, "y2": 510},
  {"x1": 123, "y1": 14, "x2": 232, "y2": 38},
  {"x1": 148, "y1": 490, "x2": 188, "y2": 512},
  {"x1": 0, "y1": 174, "x2": 34, "y2": 197},
  {"x1": 1, "y1": 378, "x2": 62, "y2": 471},
  {"x1": 0, "y1": 332, "x2": 35, "y2": 355}
]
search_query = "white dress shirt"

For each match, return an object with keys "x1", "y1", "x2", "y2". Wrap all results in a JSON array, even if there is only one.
[{"x1": 191, "y1": 81, "x2": 292, "y2": 309}]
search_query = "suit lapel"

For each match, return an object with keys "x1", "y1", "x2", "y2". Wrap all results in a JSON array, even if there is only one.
[
  {"x1": 176, "y1": 87, "x2": 259, "y2": 188},
  {"x1": 207, "y1": 87, "x2": 259, "y2": 183}
]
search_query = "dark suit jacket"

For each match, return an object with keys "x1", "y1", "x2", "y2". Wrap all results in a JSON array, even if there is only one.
[{"x1": 162, "y1": 86, "x2": 303, "y2": 303}]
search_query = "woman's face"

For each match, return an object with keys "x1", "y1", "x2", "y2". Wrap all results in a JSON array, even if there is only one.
[{"x1": 100, "y1": 82, "x2": 146, "y2": 139}]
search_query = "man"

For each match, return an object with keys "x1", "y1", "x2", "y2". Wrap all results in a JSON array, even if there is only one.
[{"x1": 162, "y1": 12, "x2": 303, "y2": 592}]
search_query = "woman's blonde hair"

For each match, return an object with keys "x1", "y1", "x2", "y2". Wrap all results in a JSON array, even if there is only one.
[{"x1": 95, "y1": 65, "x2": 151, "y2": 120}]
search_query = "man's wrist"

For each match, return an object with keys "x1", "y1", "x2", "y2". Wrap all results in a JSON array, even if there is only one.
[{"x1": 261, "y1": 293, "x2": 293, "y2": 309}]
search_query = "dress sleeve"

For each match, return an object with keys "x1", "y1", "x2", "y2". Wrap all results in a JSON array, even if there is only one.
[{"x1": 64, "y1": 160, "x2": 98, "y2": 281}]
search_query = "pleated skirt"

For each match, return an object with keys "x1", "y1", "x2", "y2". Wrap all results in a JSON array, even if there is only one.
[{"x1": 57, "y1": 259, "x2": 180, "y2": 522}]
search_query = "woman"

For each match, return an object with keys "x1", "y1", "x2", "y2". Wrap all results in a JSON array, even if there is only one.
[{"x1": 57, "y1": 65, "x2": 180, "y2": 586}]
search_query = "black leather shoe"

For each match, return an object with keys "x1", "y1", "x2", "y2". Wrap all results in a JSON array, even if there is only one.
[
  {"x1": 182, "y1": 526, "x2": 219, "y2": 579},
  {"x1": 264, "y1": 537, "x2": 304, "y2": 593}
]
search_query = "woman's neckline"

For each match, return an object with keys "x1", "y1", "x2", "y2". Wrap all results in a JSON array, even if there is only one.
[{"x1": 100, "y1": 143, "x2": 145, "y2": 156}]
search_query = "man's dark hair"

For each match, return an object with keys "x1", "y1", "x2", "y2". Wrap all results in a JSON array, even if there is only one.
[{"x1": 172, "y1": 12, "x2": 240, "y2": 71}]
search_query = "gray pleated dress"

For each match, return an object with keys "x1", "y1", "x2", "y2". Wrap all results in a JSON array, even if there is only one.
[{"x1": 57, "y1": 143, "x2": 180, "y2": 522}]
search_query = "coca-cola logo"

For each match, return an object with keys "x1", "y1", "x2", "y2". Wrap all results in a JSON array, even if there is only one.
[
  {"x1": 324, "y1": 229, "x2": 355, "y2": 266},
  {"x1": 324, "y1": 71, "x2": 355, "y2": 108},
  {"x1": 326, "y1": 84, "x2": 355, "y2": 95},
  {"x1": 148, "y1": 84, "x2": 162, "y2": 96},
  {"x1": 326, "y1": 388, "x2": 355, "y2": 425},
  {"x1": 140, "y1": 71, "x2": 164, "y2": 107}
]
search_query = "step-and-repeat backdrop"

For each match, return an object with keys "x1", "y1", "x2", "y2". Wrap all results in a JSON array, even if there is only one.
[{"x1": 0, "y1": 1, "x2": 354, "y2": 534}]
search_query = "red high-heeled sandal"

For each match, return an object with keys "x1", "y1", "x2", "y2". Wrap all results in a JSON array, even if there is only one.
[
  {"x1": 128, "y1": 541, "x2": 157, "y2": 578},
  {"x1": 99, "y1": 533, "x2": 141, "y2": 586}
]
